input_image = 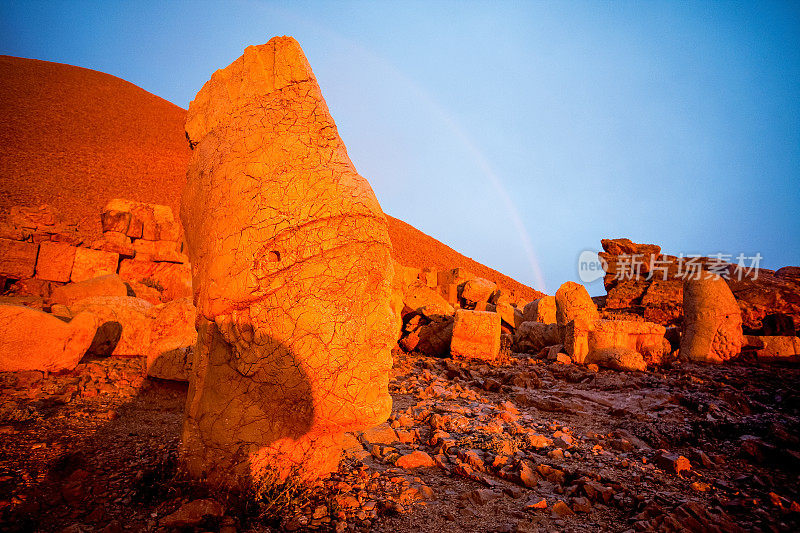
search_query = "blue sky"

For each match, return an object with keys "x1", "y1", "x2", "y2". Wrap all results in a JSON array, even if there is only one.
[{"x1": 2, "y1": 0, "x2": 798, "y2": 295}]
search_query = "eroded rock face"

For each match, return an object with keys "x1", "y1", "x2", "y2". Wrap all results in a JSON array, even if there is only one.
[
  {"x1": 681, "y1": 275, "x2": 744, "y2": 364},
  {"x1": 180, "y1": 37, "x2": 395, "y2": 487}
]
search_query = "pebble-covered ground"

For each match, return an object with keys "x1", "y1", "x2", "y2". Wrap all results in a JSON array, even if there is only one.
[{"x1": 1, "y1": 350, "x2": 798, "y2": 532}]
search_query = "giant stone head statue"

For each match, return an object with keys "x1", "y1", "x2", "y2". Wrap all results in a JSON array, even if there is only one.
[{"x1": 179, "y1": 36, "x2": 395, "y2": 487}]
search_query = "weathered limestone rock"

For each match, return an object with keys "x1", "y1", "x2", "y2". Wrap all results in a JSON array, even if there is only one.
[
  {"x1": 117, "y1": 259, "x2": 192, "y2": 302},
  {"x1": 587, "y1": 320, "x2": 669, "y2": 368},
  {"x1": 0, "y1": 238, "x2": 38, "y2": 279},
  {"x1": 555, "y1": 282, "x2": 599, "y2": 327},
  {"x1": 402, "y1": 281, "x2": 454, "y2": 318},
  {"x1": 179, "y1": 37, "x2": 395, "y2": 487},
  {"x1": 681, "y1": 275, "x2": 744, "y2": 364},
  {"x1": 69, "y1": 296, "x2": 153, "y2": 356},
  {"x1": 0, "y1": 205, "x2": 81, "y2": 245},
  {"x1": 588, "y1": 346, "x2": 647, "y2": 372},
  {"x1": 0, "y1": 304, "x2": 99, "y2": 372},
  {"x1": 35, "y1": 241, "x2": 76, "y2": 282},
  {"x1": 147, "y1": 297, "x2": 197, "y2": 380},
  {"x1": 462, "y1": 277, "x2": 497, "y2": 304},
  {"x1": 147, "y1": 339, "x2": 193, "y2": 381},
  {"x1": 102, "y1": 198, "x2": 182, "y2": 242},
  {"x1": 599, "y1": 238, "x2": 800, "y2": 332},
  {"x1": 495, "y1": 301, "x2": 523, "y2": 330},
  {"x1": 70, "y1": 248, "x2": 119, "y2": 282},
  {"x1": 437, "y1": 267, "x2": 475, "y2": 288},
  {"x1": 451, "y1": 309, "x2": 501, "y2": 361},
  {"x1": 748, "y1": 335, "x2": 800, "y2": 362},
  {"x1": 522, "y1": 296, "x2": 556, "y2": 324},
  {"x1": 514, "y1": 321, "x2": 560, "y2": 354},
  {"x1": 49, "y1": 274, "x2": 128, "y2": 307},
  {"x1": 414, "y1": 317, "x2": 454, "y2": 356}
]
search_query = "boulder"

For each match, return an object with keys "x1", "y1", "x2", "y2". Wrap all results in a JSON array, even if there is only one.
[
  {"x1": 179, "y1": 37, "x2": 395, "y2": 487},
  {"x1": 147, "y1": 338, "x2": 193, "y2": 381},
  {"x1": 0, "y1": 304, "x2": 98, "y2": 372},
  {"x1": 451, "y1": 309, "x2": 501, "y2": 361},
  {"x1": 461, "y1": 277, "x2": 497, "y2": 304},
  {"x1": 49, "y1": 274, "x2": 128, "y2": 307},
  {"x1": 514, "y1": 321, "x2": 560, "y2": 354},
  {"x1": 102, "y1": 199, "x2": 182, "y2": 242},
  {"x1": 555, "y1": 282, "x2": 599, "y2": 327},
  {"x1": 69, "y1": 296, "x2": 153, "y2": 356},
  {"x1": 681, "y1": 275, "x2": 744, "y2": 364},
  {"x1": 522, "y1": 296, "x2": 556, "y2": 324}
]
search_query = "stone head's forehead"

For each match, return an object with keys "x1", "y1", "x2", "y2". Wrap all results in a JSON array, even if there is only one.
[{"x1": 185, "y1": 35, "x2": 316, "y2": 146}]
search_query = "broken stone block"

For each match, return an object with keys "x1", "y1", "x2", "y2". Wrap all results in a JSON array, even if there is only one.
[
  {"x1": 522, "y1": 295, "x2": 556, "y2": 324},
  {"x1": 0, "y1": 304, "x2": 98, "y2": 372},
  {"x1": 451, "y1": 309, "x2": 501, "y2": 361},
  {"x1": 70, "y1": 248, "x2": 119, "y2": 283},
  {"x1": 69, "y1": 296, "x2": 153, "y2": 356},
  {"x1": 461, "y1": 277, "x2": 497, "y2": 304},
  {"x1": 0, "y1": 238, "x2": 38, "y2": 279},
  {"x1": 587, "y1": 319, "x2": 669, "y2": 367},
  {"x1": 179, "y1": 36, "x2": 395, "y2": 488},
  {"x1": 437, "y1": 267, "x2": 475, "y2": 288},
  {"x1": 555, "y1": 281, "x2": 599, "y2": 327},
  {"x1": 34, "y1": 241, "x2": 76, "y2": 282},
  {"x1": 495, "y1": 301, "x2": 523, "y2": 330},
  {"x1": 117, "y1": 259, "x2": 192, "y2": 301},
  {"x1": 751, "y1": 335, "x2": 800, "y2": 361},
  {"x1": 49, "y1": 274, "x2": 128, "y2": 307},
  {"x1": 101, "y1": 199, "x2": 134, "y2": 233},
  {"x1": 402, "y1": 281, "x2": 454, "y2": 318},
  {"x1": 514, "y1": 321, "x2": 560, "y2": 354}
]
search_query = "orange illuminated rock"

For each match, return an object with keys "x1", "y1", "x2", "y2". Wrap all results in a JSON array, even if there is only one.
[
  {"x1": 451, "y1": 309, "x2": 502, "y2": 361},
  {"x1": 49, "y1": 274, "x2": 128, "y2": 307},
  {"x1": 681, "y1": 275, "x2": 744, "y2": 364},
  {"x1": 0, "y1": 238, "x2": 38, "y2": 279},
  {"x1": 522, "y1": 295, "x2": 556, "y2": 324},
  {"x1": 0, "y1": 304, "x2": 99, "y2": 372},
  {"x1": 514, "y1": 321, "x2": 560, "y2": 353},
  {"x1": 70, "y1": 247, "x2": 119, "y2": 282},
  {"x1": 179, "y1": 37, "x2": 395, "y2": 487},
  {"x1": 68, "y1": 296, "x2": 153, "y2": 356},
  {"x1": 118, "y1": 259, "x2": 192, "y2": 302},
  {"x1": 555, "y1": 282, "x2": 599, "y2": 327},
  {"x1": 587, "y1": 319, "x2": 669, "y2": 367},
  {"x1": 462, "y1": 277, "x2": 497, "y2": 304},
  {"x1": 35, "y1": 241, "x2": 76, "y2": 282}
]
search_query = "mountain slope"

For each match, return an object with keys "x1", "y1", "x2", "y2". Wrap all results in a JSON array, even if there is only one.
[{"x1": 0, "y1": 55, "x2": 542, "y2": 301}]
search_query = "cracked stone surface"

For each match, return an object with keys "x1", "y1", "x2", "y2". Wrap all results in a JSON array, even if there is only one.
[
  {"x1": 682, "y1": 275, "x2": 745, "y2": 364},
  {"x1": 179, "y1": 36, "x2": 395, "y2": 487}
]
